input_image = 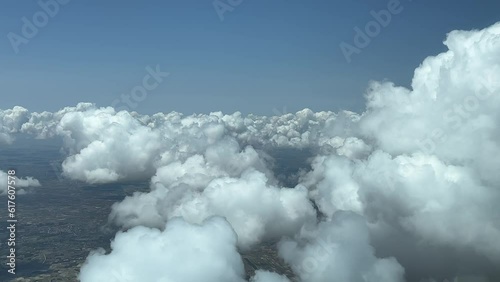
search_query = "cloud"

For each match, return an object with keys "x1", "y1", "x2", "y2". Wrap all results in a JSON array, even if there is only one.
[
  {"x1": 0, "y1": 100, "x2": 361, "y2": 187},
  {"x1": 298, "y1": 22, "x2": 500, "y2": 279},
  {"x1": 250, "y1": 270, "x2": 290, "y2": 282},
  {"x1": 55, "y1": 107, "x2": 163, "y2": 183},
  {"x1": 302, "y1": 151, "x2": 500, "y2": 263},
  {"x1": 0, "y1": 106, "x2": 29, "y2": 144},
  {"x1": 358, "y1": 23, "x2": 500, "y2": 183},
  {"x1": 0, "y1": 170, "x2": 41, "y2": 195},
  {"x1": 110, "y1": 148, "x2": 316, "y2": 249},
  {"x1": 79, "y1": 217, "x2": 247, "y2": 282},
  {"x1": 278, "y1": 211, "x2": 404, "y2": 282},
  {"x1": 107, "y1": 137, "x2": 277, "y2": 231}
]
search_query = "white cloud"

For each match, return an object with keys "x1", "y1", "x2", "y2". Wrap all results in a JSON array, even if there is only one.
[
  {"x1": 110, "y1": 162, "x2": 316, "y2": 249},
  {"x1": 250, "y1": 270, "x2": 290, "y2": 282},
  {"x1": 0, "y1": 106, "x2": 29, "y2": 144},
  {"x1": 296, "y1": 22, "x2": 500, "y2": 279},
  {"x1": 302, "y1": 151, "x2": 500, "y2": 263},
  {"x1": 79, "y1": 217, "x2": 247, "y2": 282},
  {"x1": 278, "y1": 212, "x2": 404, "y2": 282},
  {"x1": 0, "y1": 170, "x2": 41, "y2": 195}
]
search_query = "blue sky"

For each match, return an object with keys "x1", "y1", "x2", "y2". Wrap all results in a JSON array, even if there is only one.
[{"x1": 1, "y1": 0, "x2": 499, "y2": 115}]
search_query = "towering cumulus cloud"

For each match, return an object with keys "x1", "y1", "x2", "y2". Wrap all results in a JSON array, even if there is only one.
[
  {"x1": 300, "y1": 22, "x2": 500, "y2": 279},
  {"x1": 1, "y1": 22, "x2": 500, "y2": 281}
]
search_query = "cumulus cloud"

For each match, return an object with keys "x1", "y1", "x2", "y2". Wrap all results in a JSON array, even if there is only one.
[
  {"x1": 358, "y1": 23, "x2": 500, "y2": 183},
  {"x1": 301, "y1": 151, "x2": 500, "y2": 269},
  {"x1": 0, "y1": 95, "x2": 366, "y2": 189},
  {"x1": 10, "y1": 104, "x2": 334, "y2": 183},
  {"x1": 278, "y1": 211, "x2": 404, "y2": 282},
  {"x1": 57, "y1": 108, "x2": 165, "y2": 183},
  {"x1": 110, "y1": 165, "x2": 316, "y2": 248},
  {"x1": 0, "y1": 170, "x2": 41, "y2": 195},
  {"x1": 298, "y1": 22, "x2": 500, "y2": 279},
  {"x1": 0, "y1": 106, "x2": 29, "y2": 144},
  {"x1": 107, "y1": 137, "x2": 277, "y2": 231},
  {"x1": 79, "y1": 217, "x2": 247, "y2": 282}
]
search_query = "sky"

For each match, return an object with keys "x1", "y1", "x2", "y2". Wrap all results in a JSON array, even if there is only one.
[{"x1": 1, "y1": 0, "x2": 499, "y2": 115}]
